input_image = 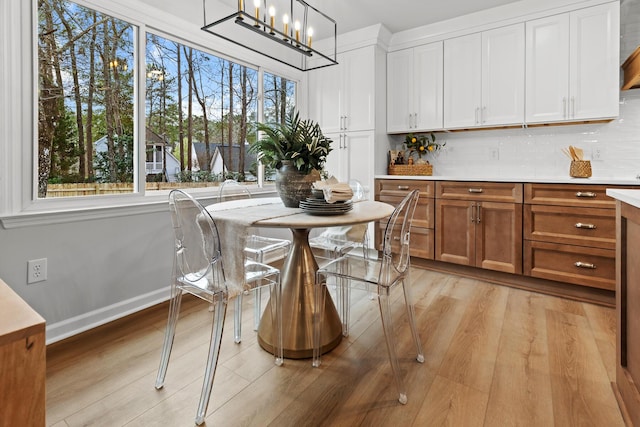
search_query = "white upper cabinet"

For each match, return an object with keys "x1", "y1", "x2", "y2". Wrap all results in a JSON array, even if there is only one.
[
  {"x1": 308, "y1": 46, "x2": 375, "y2": 134},
  {"x1": 444, "y1": 33, "x2": 482, "y2": 129},
  {"x1": 482, "y1": 24, "x2": 525, "y2": 126},
  {"x1": 526, "y1": 2, "x2": 620, "y2": 123},
  {"x1": 387, "y1": 42, "x2": 443, "y2": 133},
  {"x1": 444, "y1": 23, "x2": 524, "y2": 129}
]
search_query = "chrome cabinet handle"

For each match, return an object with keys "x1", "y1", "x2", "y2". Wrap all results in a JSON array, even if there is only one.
[
  {"x1": 575, "y1": 222, "x2": 597, "y2": 229},
  {"x1": 468, "y1": 188, "x2": 483, "y2": 193},
  {"x1": 575, "y1": 191, "x2": 596, "y2": 198},
  {"x1": 475, "y1": 107, "x2": 480, "y2": 124},
  {"x1": 571, "y1": 97, "x2": 575, "y2": 118},
  {"x1": 574, "y1": 261, "x2": 596, "y2": 269},
  {"x1": 477, "y1": 203, "x2": 481, "y2": 224},
  {"x1": 343, "y1": 134, "x2": 347, "y2": 149},
  {"x1": 397, "y1": 185, "x2": 410, "y2": 190},
  {"x1": 470, "y1": 203, "x2": 476, "y2": 223},
  {"x1": 482, "y1": 106, "x2": 487, "y2": 124}
]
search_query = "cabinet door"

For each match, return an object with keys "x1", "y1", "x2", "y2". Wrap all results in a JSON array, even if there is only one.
[
  {"x1": 343, "y1": 47, "x2": 375, "y2": 132},
  {"x1": 481, "y1": 24, "x2": 524, "y2": 126},
  {"x1": 345, "y1": 131, "x2": 374, "y2": 199},
  {"x1": 309, "y1": 53, "x2": 343, "y2": 133},
  {"x1": 387, "y1": 48, "x2": 414, "y2": 133},
  {"x1": 323, "y1": 131, "x2": 374, "y2": 199},
  {"x1": 570, "y1": 2, "x2": 619, "y2": 120},
  {"x1": 414, "y1": 42, "x2": 444, "y2": 131},
  {"x1": 476, "y1": 201, "x2": 523, "y2": 274},
  {"x1": 323, "y1": 132, "x2": 345, "y2": 181},
  {"x1": 525, "y1": 14, "x2": 570, "y2": 123},
  {"x1": 444, "y1": 33, "x2": 482, "y2": 129},
  {"x1": 435, "y1": 199, "x2": 476, "y2": 266}
]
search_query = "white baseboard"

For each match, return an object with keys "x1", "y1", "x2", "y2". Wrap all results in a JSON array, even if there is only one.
[{"x1": 45, "y1": 287, "x2": 170, "y2": 345}]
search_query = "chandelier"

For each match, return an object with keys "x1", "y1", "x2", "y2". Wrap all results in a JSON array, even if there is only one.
[{"x1": 202, "y1": 0, "x2": 338, "y2": 71}]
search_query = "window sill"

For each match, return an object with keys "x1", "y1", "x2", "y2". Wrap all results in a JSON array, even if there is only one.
[{"x1": 1, "y1": 184, "x2": 278, "y2": 229}]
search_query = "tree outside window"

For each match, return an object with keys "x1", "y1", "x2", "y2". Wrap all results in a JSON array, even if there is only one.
[{"x1": 37, "y1": 0, "x2": 296, "y2": 198}]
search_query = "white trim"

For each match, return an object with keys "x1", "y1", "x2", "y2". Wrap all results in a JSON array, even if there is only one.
[
  {"x1": 388, "y1": 0, "x2": 617, "y2": 51},
  {"x1": 45, "y1": 287, "x2": 170, "y2": 345},
  {"x1": 0, "y1": 184, "x2": 278, "y2": 229}
]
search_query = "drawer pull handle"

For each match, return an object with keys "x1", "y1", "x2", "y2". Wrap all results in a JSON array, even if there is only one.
[
  {"x1": 397, "y1": 185, "x2": 410, "y2": 190},
  {"x1": 575, "y1": 222, "x2": 597, "y2": 230},
  {"x1": 574, "y1": 261, "x2": 596, "y2": 269},
  {"x1": 575, "y1": 191, "x2": 596, "y2": 198},
  {"x1": 468, "y1": 188, "x2": 483, "y2": 193}
]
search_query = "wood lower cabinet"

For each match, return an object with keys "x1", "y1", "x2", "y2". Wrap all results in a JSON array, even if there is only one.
[
  {"x1": 613, "y1": 198, "x2": 640, "y2": 426},
  {"x1": 0, "y1": 279, "x2": 46, "y2": 427},
  {"x1": 435, "y1": 181, "x2": 523, "y2": 274},
  {"x1": 375, "y1": 178, "x2": 640, "y2": 306},
  {"x1": 375, "y1": 179, "x2": 434, "y2": 259},
  {"x1": 524, "y1": 183, "x2": 622, "y2": 291}
]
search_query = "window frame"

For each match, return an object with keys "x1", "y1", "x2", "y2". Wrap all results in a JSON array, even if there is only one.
[{"x1": 0, "y1": 0, "x2": 305, "y2": 227}]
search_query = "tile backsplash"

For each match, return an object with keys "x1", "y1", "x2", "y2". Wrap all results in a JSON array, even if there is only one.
[{"x1": 394, "y1": 90, "x2": 640, "y2": 180}]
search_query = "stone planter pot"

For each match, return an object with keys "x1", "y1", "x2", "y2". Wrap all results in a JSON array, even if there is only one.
[{"x1": 275, "y1": 160, "x2": 320, "y2": 208}]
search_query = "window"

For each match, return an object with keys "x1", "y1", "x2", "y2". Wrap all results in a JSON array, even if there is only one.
[
  {"x1": 38, "y1": 0, "x2": 135, "y2": 198},
  {"x1": 145, "y1": 33, "x2": 260, "y2": 183},
  {"x1": 35, "y1": 0, "x2": 297, "y2": 201}
]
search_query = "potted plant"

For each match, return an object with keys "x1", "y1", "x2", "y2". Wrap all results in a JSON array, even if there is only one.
[{"x1": 250, "y1": 110, "x2": 332, "y2": 207}]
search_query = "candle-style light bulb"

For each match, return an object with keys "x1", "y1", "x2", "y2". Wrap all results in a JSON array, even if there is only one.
[
  {"x1": 294, "y1": 20, "x2": 301, "y2": 45},
  {"x1": 268, "y1": 6, "x2": 275, "y2": 34},
  {"x1": 307, "y1": 27, "x2": 313, "y2": 48},
  {"x1": 283, "y1": 14, "x2": 289, "y2": 40},
  {"x1": 253, "y1": 0, "x2": 260, "y2": 26}
]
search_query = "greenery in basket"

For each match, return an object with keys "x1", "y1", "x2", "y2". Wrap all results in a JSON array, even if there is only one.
[
  {"x1": 404, "y1": 132, "x2": 444, "y2": 163},
  {"x1": 249, "y1": 110, "x2": 332, "y2": 175}
]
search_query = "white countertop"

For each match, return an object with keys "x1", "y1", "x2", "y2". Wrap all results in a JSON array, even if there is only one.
[
  {"x1": 375, "y1": 175, "x2": 640, "y2": 185},
  {"x1": 606, "y1": 189, "x2": 640, "y2": 209}
]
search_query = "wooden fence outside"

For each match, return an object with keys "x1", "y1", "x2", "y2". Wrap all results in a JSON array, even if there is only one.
[{"x1": 45, "y1": 182, "x2": 222, "y2": 197}]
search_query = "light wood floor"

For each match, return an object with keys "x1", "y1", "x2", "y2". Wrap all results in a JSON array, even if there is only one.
[{"x1": 46, "y1": 268, "x2": 625, "y2": 426}]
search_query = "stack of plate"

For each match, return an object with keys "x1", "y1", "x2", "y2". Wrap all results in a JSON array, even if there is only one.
[{"x1": 299, "y1": 198, "x2": 353, "y2": 215}]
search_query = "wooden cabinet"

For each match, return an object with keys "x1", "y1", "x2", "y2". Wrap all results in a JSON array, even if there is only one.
[
  {"x1": 613, "y1": 197, "x2": 640, "y2": 426},
  {"x1": 525, "y1": 2, "x2": 619, "y2": 124},
  {"x1": 375, "y1": 179, "x2": 435, "y2": 259},
  {"x1": 387, "y1": 42, "x2": 443, "y2": 133},
  {"x1": 308, "y1": 46, "x2": 376, "y2": 134},
  {"x1": 0, "y1": 279, "x2": 46, "y2": 427},
  {"x1": 524, "y1": 183, "x2": 619, "y2": 290},
  {"x1": 443, "y1": 23, "x2": 524, "y2": 129},
  {"x1": 435, "y1": 181, "x2": 523, "y2": 274}
]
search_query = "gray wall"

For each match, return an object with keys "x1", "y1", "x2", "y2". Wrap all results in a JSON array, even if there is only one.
[{"x1": 0, "y1": 208, "x2": 173, "y2": 342}]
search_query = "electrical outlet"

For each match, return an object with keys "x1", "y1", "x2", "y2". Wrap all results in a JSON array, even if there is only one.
[
  {"x1": 27, "y1": 258, "x2": 47, "y2": 284},
  {"x1": 592, "y1": 147, "x2": 605, "y2": 161}
]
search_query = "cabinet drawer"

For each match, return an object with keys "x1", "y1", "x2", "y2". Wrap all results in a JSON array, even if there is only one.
[
  {"x1": 378, "y1": 194, "x2": 434, "y2": 229},
  {"x1": 524, "y1": 240, "x2": 615, "y2": 290},
  {"x1": 376, "y1": 223, "x2": 434, "y2": 260},
  {"x1": 524, "y1": 204, "x2": 615, "y2": 249},
  {"x1": 436, "y1": 181, "x2": 523, "y2": 203},
  {"x1": 524, "y1": 183, "x2": 629, "y2": 208},
  {"x1": 376, "y1": 179, "x2": 435, "y2": 198}
]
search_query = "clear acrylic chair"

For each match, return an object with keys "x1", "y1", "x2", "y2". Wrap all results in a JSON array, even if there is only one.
[
  {"x1": 218, "y1": 179, "x2": 291, "y2": 341},
  {"x1": 312, "y1": 189, "x2": 424, "y2": 405},
  {"x1": 155, "y1": 190, "x2": 283, "y2": 426},
  {"x1": 309, "y1": 179, "x2": 370, "y2": 336}
]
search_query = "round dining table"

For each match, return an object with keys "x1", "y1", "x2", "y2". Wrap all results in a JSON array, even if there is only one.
[{"x1": 207, "y1": 198, "x2": 395, "y2": 359}]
